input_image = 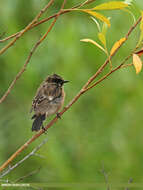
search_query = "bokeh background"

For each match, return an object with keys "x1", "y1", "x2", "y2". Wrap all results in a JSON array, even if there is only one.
[{"x1": 0, "y1": 0, "x2": 143, "y2": 189}]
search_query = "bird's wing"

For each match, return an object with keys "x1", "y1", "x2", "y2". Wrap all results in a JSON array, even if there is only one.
[
  {"x1": 30, "y1": 95, "x2": 46, "y2": 113},
  {"x1": 30, "y1": 83, "x2": 55, "y2": 113}
]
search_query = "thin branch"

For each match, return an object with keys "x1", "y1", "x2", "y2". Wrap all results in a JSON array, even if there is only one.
[
  {"x1": 79, "y1": 0, "x2": 96, "y2": 8},
  {"x1": 85, "y1": 44, "x2": 140, "y2": 91},
  {"x1": 0, "y1": 32, "x2": 6, "y2": 39},
  {"x1": 0, "y1": 32, "x2": 18, "y2": 43},
  {"x1": 15, "y1": 167, "x2": 41, "y2": 183},
  {"x1": 0, "y1": 0, "x2": 96, "y2": 43},
  {"x1": 0, "y1": 0, "x2": 64, "y2": 104},
  {"x1": 0, "y1": 0, "x2": 54, "y2": 55},
  {"x1": 126, "y1": 17, "x2": 142, "y2": 39},
  {"x1": 100, "y1": 165, "x2": 110, "y2": 190},
  {"x1": 0, "y1": 15, "x2": 141, "y2": 174},
  {"x1": 0, "y1": 138, "x2": 48, "y2": 178},
  {"x1": 125, "y1": 178, "x2": 133, "y2": 190},
  {"x1": 0, "y1": 40, "x2": 38, "y2": 104},
  {"x1": 85, "y1": 63, "x2": 124, "y2": 92},
  {"x1": 81, "y1": 16, "x2": 142, "y2": 91},
  {"x1": 28, "y1": 0, "x2": 97, "y2": 30},
  {"x1": 121, "y1": 63, "x2": 133, "y2": 68}
]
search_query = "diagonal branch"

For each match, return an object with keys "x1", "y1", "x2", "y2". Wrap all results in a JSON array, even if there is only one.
[
  {"x1": 26, "y1": 0, "x2": 97, "y2": 30},
  {"x1": 0, "y1": 138, "x2": 48, "y2": 178},
  {"x1": 0, "y1": 0, "x2": 65, "y2": 104},
  {"x1": 0, "y1": 0, "x2": 54, "y2": 55},
  {"x1": 81, "y1": 16, "x2": 142, "y2": 90},
  {"x1": 85, "y1": 48, "x2": 138, "y2": 92},
  {"x1": 0, "y1": 15, "x2": 141, "y2": 174},
  {"x1": 0, "y1": 0, "x2": 96, "y2": 43},
  {"x1": 14, "y1": 167, "x2": 41, "y2": 183}
]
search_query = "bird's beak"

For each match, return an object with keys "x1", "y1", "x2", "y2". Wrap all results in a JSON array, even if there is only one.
[{"x1": 63, "y1": 80, "x2": 69, "y2": 83}]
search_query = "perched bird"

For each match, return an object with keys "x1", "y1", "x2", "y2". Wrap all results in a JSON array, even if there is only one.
[{"x1": 30, "y1": 74, "x2": 69, "y2": 131}]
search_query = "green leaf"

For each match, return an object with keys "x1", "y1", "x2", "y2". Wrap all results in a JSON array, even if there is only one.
[
  {"x1": 81, "y1": 9, "x2": 110, "y2": 27},
  {"x1": 102, "y1": 22, "x2": 108, "y2": 36},
  {"x1": 140, "y1": 11, "x2": 143, "y2": 31},
  {"x1": 92, "y1": 1, "x2": 129, "y2": 10},
  {"x1": 98, "y1": 32, "x2": 106, "y2": 47}
]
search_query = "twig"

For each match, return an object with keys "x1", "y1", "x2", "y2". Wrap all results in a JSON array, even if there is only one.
[
  {"x1": 0, "y1": 0, "x2": 96, "y2": 43},
  {"x1": 0, "y1": 32, "x2": 6, "y2": 39},
  {"x1": 125, "y1": 178, "x2": 133, "y2": 190},
  {"x1": 15, "y1": 167, "x2": 41, "y2": 183},
  {"x1": 14, "y1": 168, "x2": 41, "y2": 190},
  {"x1": 0, "y1": 65, "x2": 132, "y2": 175},
  {"x1": 0, "y1": 179, "x2": 11, "y2": 183},
  {"x1": 85, "y1": 63, "x2": 124, "y2": 92},
  {"x1": 100, "y1": 165, "x2": 110, "y2": 190},
  {"x1": 0, "y1": 32, "x2": 18, "y2": 42},
  {"x1": 29, "y1": 0, "x2": 97, "y2": 29},
  {"x1": 85, "y1": 44, "x2": 140, "y2": 92},
  {"x1": 0, "y1": 14, "x2": 141, "y2": 174},
  {"x1": 0, "y1": 0, "x2": 54, "y2": 55},
  {"x1": 0, "y1": 138, "x2": 48, "y2": 178},
  {"x1": 0, "y1": 40, "x2": 39, "y2": 104},
  {"x1": 81, "y1": 16, "x2": 142, "y2": 91},
  {"x1": 0, "y1": 0, "x2": 64, "y2": 104},
  {"x1": 121, "y1": 63, "x2": 133, "y2": 68}
]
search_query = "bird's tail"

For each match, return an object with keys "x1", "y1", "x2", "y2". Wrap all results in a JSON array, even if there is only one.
[{"x1": 31, "y1": 114, "x2": 46, "y2": 131}]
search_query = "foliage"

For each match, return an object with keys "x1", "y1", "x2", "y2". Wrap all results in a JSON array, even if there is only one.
[{"x1": 0, "y1": 0, "x2": 143, "y2": 189}]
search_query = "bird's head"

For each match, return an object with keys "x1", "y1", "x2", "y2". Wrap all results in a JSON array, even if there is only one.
[{"x1": 46, "y1": 74, "x2": 69, "y2": 87}]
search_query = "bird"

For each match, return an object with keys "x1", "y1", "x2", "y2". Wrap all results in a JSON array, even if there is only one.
[{"x1": 30, "y1": 74, "x2": 69, "y2": 131}]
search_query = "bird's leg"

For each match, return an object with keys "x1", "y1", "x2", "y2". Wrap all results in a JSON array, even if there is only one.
[
  {"x1": 42, "y1": 124, "x2": 47, "y2": 134},
  {"x1": 56, "y1": 112, "x2": 61, "y2": 119}
]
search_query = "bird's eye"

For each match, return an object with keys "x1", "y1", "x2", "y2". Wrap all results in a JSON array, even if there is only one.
[{"x1": 53, "y1": 78, "x2": 62, "y2": 84}]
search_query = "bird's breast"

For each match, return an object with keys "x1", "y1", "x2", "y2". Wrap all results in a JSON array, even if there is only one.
[{"x1": 46, "y1": 94, "x2": 65, "y2": 117}]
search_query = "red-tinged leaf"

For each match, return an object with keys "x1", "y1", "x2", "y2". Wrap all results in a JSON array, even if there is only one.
[
  {"x1": 135, "y1": 49, "x2": 143, "y2": 57},
  {"x1": 133, "y1": 53, "x2": 142, "y2": 74},
  {"x1": 110, "y1": 37, "x2": 126, "y2": 56}
]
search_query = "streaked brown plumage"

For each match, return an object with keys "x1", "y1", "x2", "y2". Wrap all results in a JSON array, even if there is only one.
[{"x1": 31, "y1": 74, "x2": 69, "y2": 131}]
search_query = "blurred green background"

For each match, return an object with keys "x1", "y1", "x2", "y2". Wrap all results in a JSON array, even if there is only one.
[{"x1": 0, "y1": 0, "x2": 143, "y2": 189}]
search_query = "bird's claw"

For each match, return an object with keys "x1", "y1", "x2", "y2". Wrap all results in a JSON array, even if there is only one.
[
  {"x1": 42, "y1": 125, "x2": 47, "y2": 134},
  {"x1": 56, "y1": 112, "x2": 61, "y2": 119}
]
